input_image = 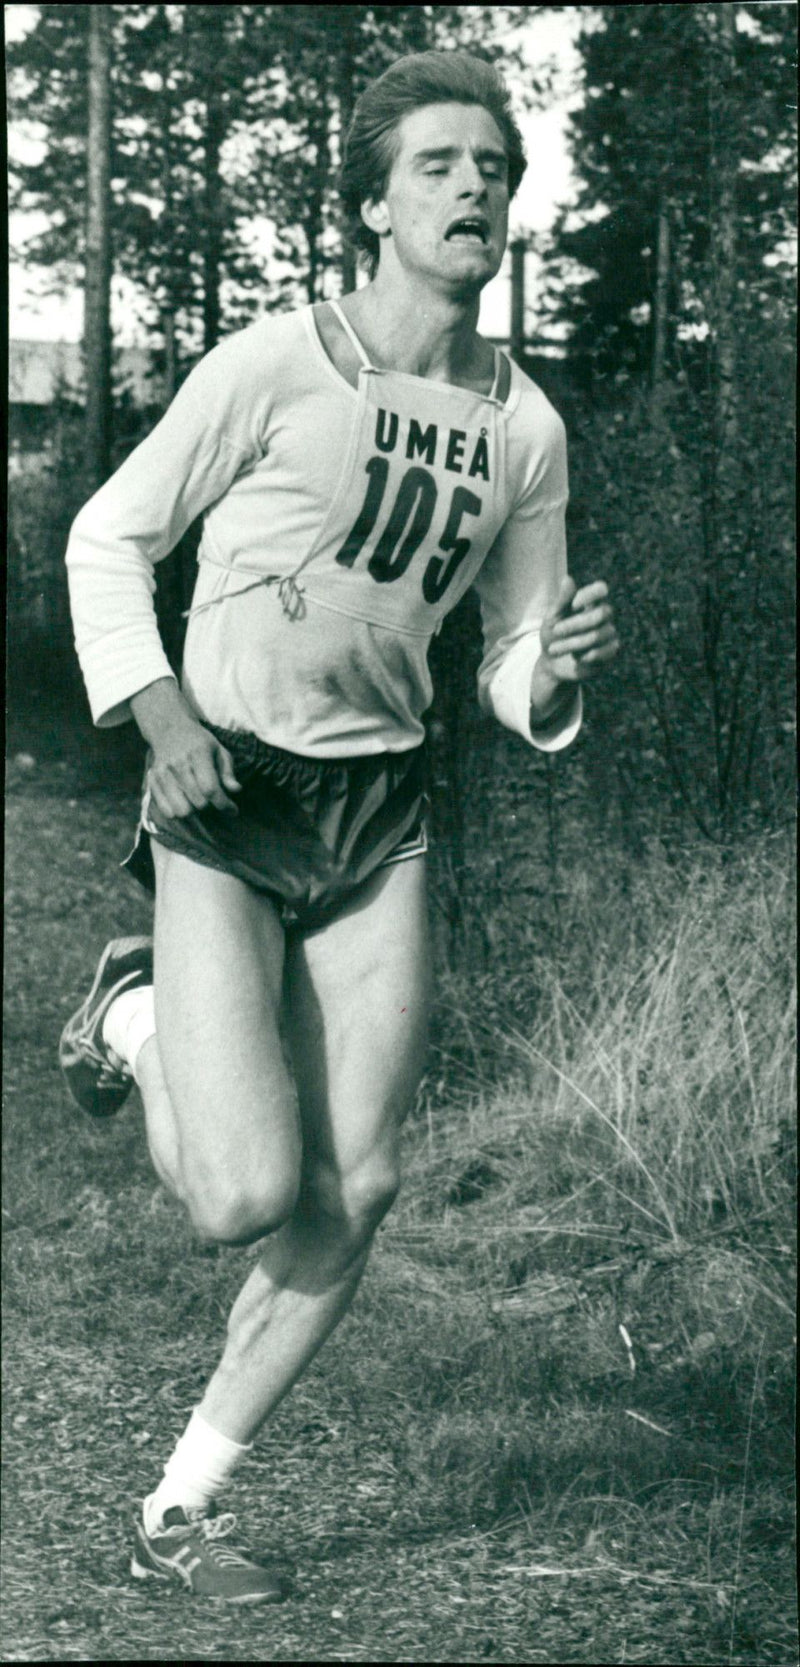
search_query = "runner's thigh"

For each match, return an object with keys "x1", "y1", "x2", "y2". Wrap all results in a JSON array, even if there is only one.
[
  {"x1": 284, "y1": 856, "x2": 431, "y2": 1202},
  {"x1": 151, "y1": 842, "x2": 301, "y2": 1206}
]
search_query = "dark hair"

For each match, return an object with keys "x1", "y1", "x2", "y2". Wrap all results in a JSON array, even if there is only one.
[{"x1": 339, "y1": 51, "x2": 527, "y2": 278}]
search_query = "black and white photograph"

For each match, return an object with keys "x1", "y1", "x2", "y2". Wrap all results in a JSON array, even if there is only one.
[{"x1": 4, "y1": 3, "x2": 796, "y2": 1661}]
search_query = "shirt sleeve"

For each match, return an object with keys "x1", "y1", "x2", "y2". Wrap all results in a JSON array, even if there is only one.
[
  {"x1": 473, "y1": 402, "x2": 582, "y2": 753},
  {"x1": 65, "y1": 331, "x2": 271, "y2": 728}
]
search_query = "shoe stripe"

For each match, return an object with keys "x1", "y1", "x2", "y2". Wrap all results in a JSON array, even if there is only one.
[
  {"x1": 81, "y1": 966, "x2": 146, "y2": 1038},
  {"x1": 131, "y1": 1554, "x2": 167, "y2": 1582},
  {"x1": 60, "y1": 964, "x2": 147, "y2": 1076},
  {"x1": 74, "y1": 939, "x2": 153, "y2": 1028},
  {"x1": 137, "y1": 1536, "x2": 194, "y2": 1587},
  {"x1": 77, "y1": 939, "x2": 143, "y2": 1015}
]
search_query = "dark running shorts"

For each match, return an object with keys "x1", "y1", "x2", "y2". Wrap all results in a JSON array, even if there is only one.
[{"x1": 121, "y1": 721, "x2": 428, "y2": 931}]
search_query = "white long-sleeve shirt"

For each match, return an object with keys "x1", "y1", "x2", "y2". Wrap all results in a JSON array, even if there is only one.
[{"x1": 66, "y1": 303, "x2": 581, "y2": 757}]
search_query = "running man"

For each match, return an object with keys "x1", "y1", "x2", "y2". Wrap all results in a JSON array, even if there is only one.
[{"x1": 61, "y1": 51, "x2": 619, "y2": 1603}]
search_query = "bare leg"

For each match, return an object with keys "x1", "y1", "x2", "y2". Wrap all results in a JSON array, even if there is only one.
[
  {"x1": 147, "y1": 842, "x2": 301, "y2": 1244},
  {"x1": 197, "y1": 1215, "x2": 372, "y2": 1443},
  {"x1": 139, "y1": 843, "x2": 429, "y2": 1445},
  {"x1": 136, "y1": 1036, "x2": 182, "y2": 1193},
  {"x1": 138, "y1": 1026, "x2": 375, "y2": 1437},
  {"x1": 198, "y1": 855, "x2": 431, "y2": 1441}
]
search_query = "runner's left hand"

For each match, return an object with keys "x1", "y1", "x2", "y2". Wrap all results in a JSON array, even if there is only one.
[{"x1": 539, "y1": 577, "x2": 619, "y2": 682}]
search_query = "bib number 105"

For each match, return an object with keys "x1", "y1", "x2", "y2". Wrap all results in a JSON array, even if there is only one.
[{"x1": 334, "y1": 459, "x2": 482, "y2": 604}]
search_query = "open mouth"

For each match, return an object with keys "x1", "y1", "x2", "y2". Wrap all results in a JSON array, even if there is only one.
[{"x1": 445, "y1": 218, "x2": 489, "y2": 244}]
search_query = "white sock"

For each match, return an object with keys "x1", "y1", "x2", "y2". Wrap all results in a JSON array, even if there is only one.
[
  {"x1": 143, "y1": 1410, "x2": 253, "y2": 1536},
  {"x1": 102, "y1": 986, "x2": 156, "y2": 1083}
]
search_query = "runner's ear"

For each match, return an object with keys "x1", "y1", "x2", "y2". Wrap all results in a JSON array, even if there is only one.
[{"x1": 361, "y1": 198, "x2": 391, "y2": 237}]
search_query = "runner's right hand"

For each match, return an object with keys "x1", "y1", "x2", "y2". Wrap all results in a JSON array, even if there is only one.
[
  {"x1": 129, "y1": 678, "x2": 241, "y2": 818},
  {"x1": 147, "y1": 716, "x2": 241, "y2": 819}
]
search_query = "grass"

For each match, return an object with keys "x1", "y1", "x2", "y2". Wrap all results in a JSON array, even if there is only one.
[{"x1": 2, "y1": 752, "x2": 796, "y2": 1663}]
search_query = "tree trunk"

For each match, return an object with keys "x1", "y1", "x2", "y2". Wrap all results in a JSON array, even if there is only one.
[
  {"x1": 650, "y1": 188, "x2": 670, "y2": 407},
  {"x1": 159, "y1": 13, "x2": 178, "y2": 405},
  {"x1": 336, "y1": 7, "x2": 357, "y2": 294},
  {"x1": 84, "y1": 6, "x2": 112, "y2": 494},
  {"x1": 201, "y1": 10, "x2": 225, "y2": 352},
  {"x1": 162, "y1": 311, "x2": 177, "y2": 406},
  {"x1": 152, "y1": 9, "x2": 186, "y2": 666},
  {"x1": 709, "y1": 2, "x2": 738, "y2": 456},
  {"x1": 306, "y1": 63, "x2": 331, "y2": 303},
  {"x1": 403, "y1": 7, "x2": 430, "y2": 50},
  {"x1": 698, "y1": 1, "x2": 740, "y2": 833}
]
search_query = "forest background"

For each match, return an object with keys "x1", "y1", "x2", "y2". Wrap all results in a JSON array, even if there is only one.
[{"x1": 4, "y1": 6, "x2": 797, "y2": 1664}]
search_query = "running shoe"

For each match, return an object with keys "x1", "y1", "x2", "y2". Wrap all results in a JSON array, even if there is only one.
[
  {"x1": 131, "y1": 1503, "x2": 288, "y2": 1603},
  {"x1": 58, "y1": 935, "x2": 153, "y2": 1117}
]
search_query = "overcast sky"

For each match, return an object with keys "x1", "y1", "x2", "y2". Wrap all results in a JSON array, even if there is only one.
[{"x1": 7, "y1": 5, "x2": 584, "y2": 345}]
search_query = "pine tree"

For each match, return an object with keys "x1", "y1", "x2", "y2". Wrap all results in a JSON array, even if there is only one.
[
  {"x1": 8, "y1": 6, "x2": 279, "y2": 366},
  {"x1": 544, "y1": 4, "x2": 797, "y2": 842},
  {"x1": 543, "y1": 3, "x2": 796, "y2": 389}
]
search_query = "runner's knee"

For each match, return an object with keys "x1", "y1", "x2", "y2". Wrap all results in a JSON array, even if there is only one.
[
  {"x1": 185, "y1": 1171, "x2": 300, "y2": 1247},
  {"x1": 346, "y1": 1159, "x2": 401, "y2": 1228},
  {"x1": 305, "y1": 1154, "x2": 401, "y2": 1242}
]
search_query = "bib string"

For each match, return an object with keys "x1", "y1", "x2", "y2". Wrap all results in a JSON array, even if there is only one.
[
  {"x1": 328, "y1": 300, "x2": 375, "y2": 369},
  {"x1": 182, "y1": 567, "x2": 306, "y2": 622},
  {"x1": 328, "y1": 299, "x2": 508, "y2": 406}
]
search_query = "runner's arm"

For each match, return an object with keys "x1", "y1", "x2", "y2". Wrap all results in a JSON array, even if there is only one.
[
  {"x1": 65, "y1": 332, "x2": 271, "y2": 731},
  {"x1": 473, "y1": 407, "x2": 583, "y2": 752}
]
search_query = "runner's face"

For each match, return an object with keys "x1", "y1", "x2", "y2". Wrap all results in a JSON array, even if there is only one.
[{"x1": 368, "y1": 103, "x2": 510, "y2": 292}]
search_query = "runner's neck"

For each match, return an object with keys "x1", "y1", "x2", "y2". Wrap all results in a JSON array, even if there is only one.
[{"x1": 334, "y1": 284, "x2": 495, "y2": 395}]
